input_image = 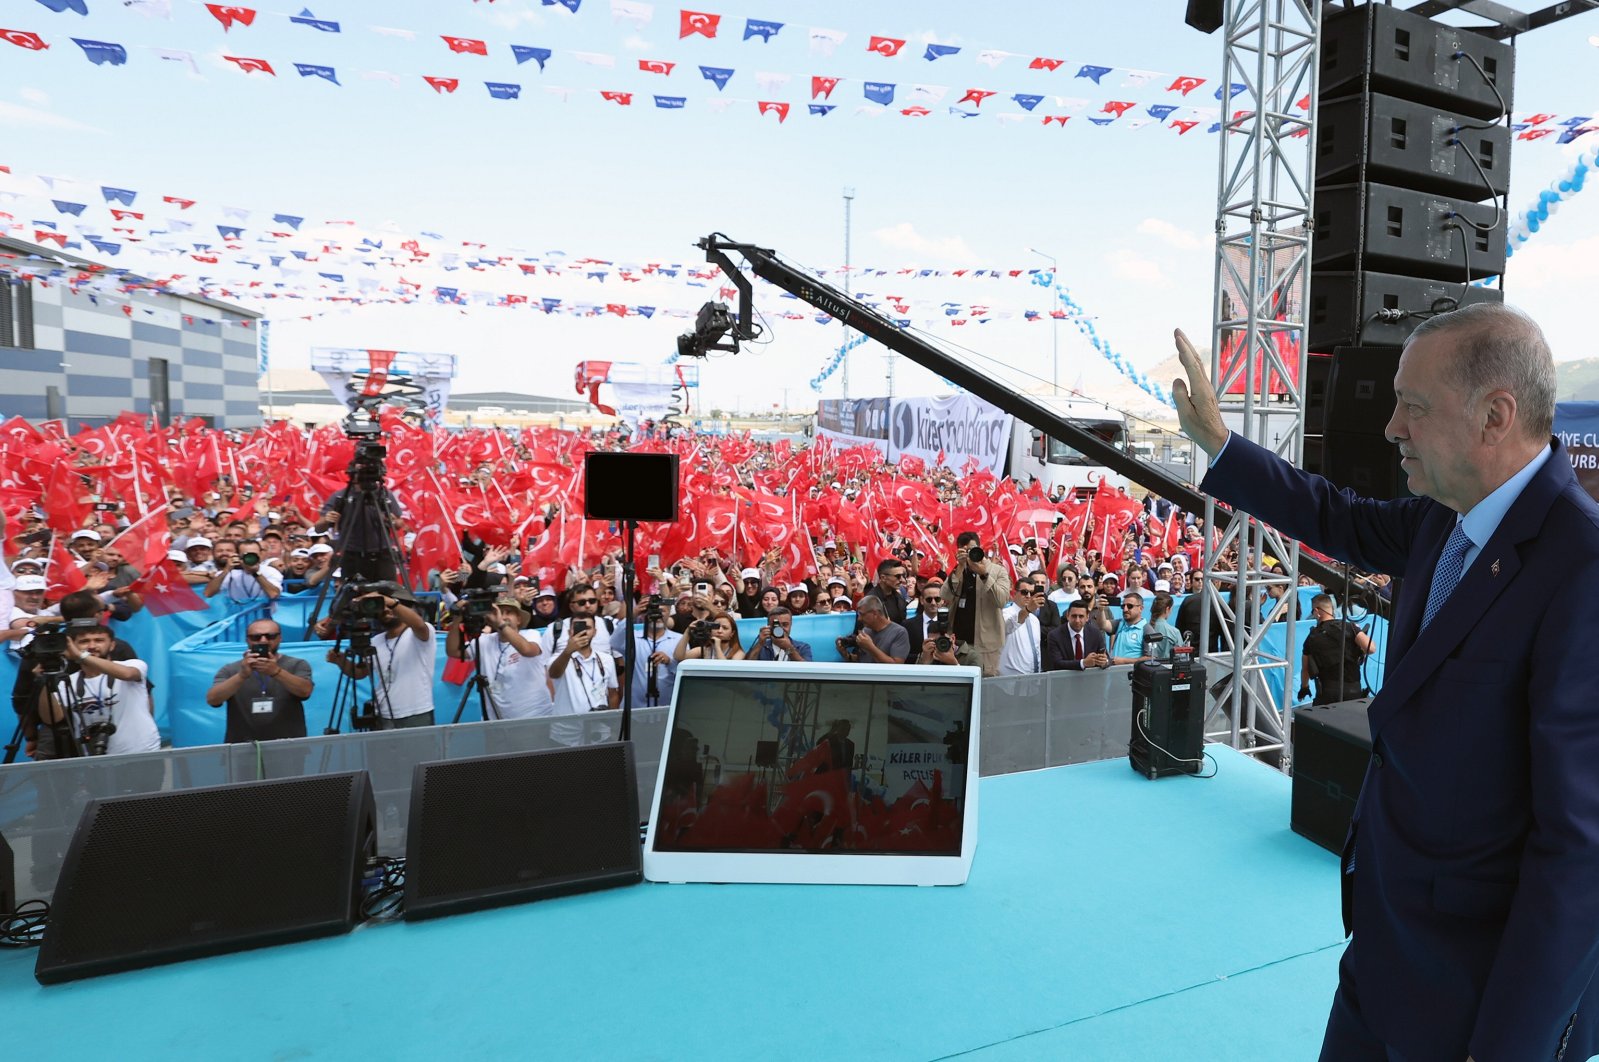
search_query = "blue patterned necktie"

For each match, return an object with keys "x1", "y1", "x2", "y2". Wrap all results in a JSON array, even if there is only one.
[{"x1": 1421, "y1": 523, "x2": 1472, "y2": 631}]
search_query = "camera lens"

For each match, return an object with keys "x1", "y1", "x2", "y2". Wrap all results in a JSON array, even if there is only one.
[
  {"x1": 242, "y1": 552, "x2": 260, "y2": 567},
  {"x1": 968, "y1": 546, "x2": 985, "y2": 563}
]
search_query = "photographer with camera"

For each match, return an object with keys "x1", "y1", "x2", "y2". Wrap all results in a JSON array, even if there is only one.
[
  {"x1": 836, "y1": 596, "x2": 910, "y2": 664},
  {"x1": 323, "y1": 585, "x2": 437, "y2": 728},
  {"x1": 205, "y1": 619, "x2": 314, "y2": 743},
  {"x1": 914, "y1": 599, "x2": 961, "y2": 665},
  {"x1": 548, "y1": 615, "x2": 619, "y2": 745},
  {"x1": 939, "y1": 531, "x2": 1012, "y2": 677},
  {"x1": 33, "y1": 621, "x2": 160, "y2": 758},
  {"x1": 611, "y1": 595, "x2": 682, "y2": 707},
  {"x1": 672, "y1": 608, "x2": 747, "y2": 662},
  {"x1": 1297, "y1": 594, "x2": 1374, "y2": 705},
  {"x1": 205, "y1": 536, "x2": 284, "y2": 606},
  {"x1": 748, "y1": 605, "x2": 812, "y2": 662},
  {"x1": 447, "y1": 594, "x2": 552, "y2": 720}
]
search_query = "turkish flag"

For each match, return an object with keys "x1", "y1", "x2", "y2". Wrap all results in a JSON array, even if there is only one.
[
  {"x1": 1168, "y1": 75, "x2": 1205, "y2": 95},
  {"x1": 163, "y1": 195, "x2": 196, "y2": 209},
  {"x1": 423, "y1": 76, "x2": 460, "y2": 94},
  {"x1": 205, "y1": 5, "x2": 257, "y2": 30},
  {"x1": 1029, "y1": 57, "x2": 1063, "y2": 71},
  {"x1": 639, "y1": 59, "x2": 675, "y2": 75},
  {"x1": 41, "y1": 462, "x2": 91, "y2": 536},
  {"x1": 441, "y1": 35, "x2": 488, "y2": 56},
  {"x1": 679, "y1": 10, "x2": 720, "y2": 38},
  {"x1": 405, "y1": 490, "x2": 463, "y2": 588},
  {"x1": 958, "y1": 89, "x2": 994, "y2": 107},
  {"x1": 757, "y1": 100, "x2": 789, "y2": 123},
  {"x1": 132, "y1": 560, "x2": 206, "y2": 616},
  {"x1": 1103, "y1": 100, "x2": 1136, "y2": 117},
  {"x1": 1, "y1": 29, "x2": 49, "y2": 51},
  {"x1": 46, "y1": 537, "x2": 87, "y2": 599},
  {"x1": 812, "y1": 76, "x2": 839, "y2": 99},
  {"x1": 867, "y1": 36, "x2": 906, "y2": 57},
  {"x1": 1171, "y1": 120, "x2": 1199, "y2": 135},
  {"x1": 223, "y1": 55, "x2": 275, "y2": 75},
  {"x1": 600, "y1": 91, "x2": 633, "y2": 106}
]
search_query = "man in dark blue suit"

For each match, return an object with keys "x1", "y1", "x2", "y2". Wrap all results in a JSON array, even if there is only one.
[
  {"x1": 1044, "y1": 599, "x2": 1109, "y2": 671},
  {"x1": 1173, "y1": 304, "x2": 1599, "y2": 1062}
]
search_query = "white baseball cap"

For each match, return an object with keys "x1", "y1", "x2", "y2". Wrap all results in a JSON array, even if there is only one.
[
  {"x1": 167, "y1": 549, "x2": 189, "y2": 563},
  {"x1": 307, "y1": 543, "x2": 334, "y2": 556},
  {"x1": 289, "y1": 548, "x2": 311, "y2": 558},
  {"x1": 535, "y1": 587, "x2": 557, "y2": 599},
  {"x1": 14, "y1": 575, "x2": 47, "y2": 591},
  {"x1": 1154, "y1": 579, "x2": 1172, "y2": 592},
  {"x1": 185, "y1": 537, "x2": 214, "y2": 550},
  {"x1": 740, "y1": 567, "x2": 761, "y2": 581},
  {"x1": 70, "y1": 529, "x2": 102, "y2": 543},
  {"x1": 786, "y1": 584, "x2": 808, "y2": 595}
]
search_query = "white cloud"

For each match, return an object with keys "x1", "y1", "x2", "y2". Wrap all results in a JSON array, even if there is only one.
[
  {"x1": 870, "y1": 221, "x2": 976, "y2": 261},
  {"x1": 1106, "y1": 248, "x2": 1168, "y2": 285},
  {"x1": 0, "y1": 102, "x2": 105, "y2": 135},
  {"x1": 18, "y1": 87, "x2": 49, "y2": 107},
  {"x1": 475, "y1": 6, "x2": 545, "y2": 29},
  {"x1": 1136, "y1": 217, "x2": 1207, "y2": 251}
]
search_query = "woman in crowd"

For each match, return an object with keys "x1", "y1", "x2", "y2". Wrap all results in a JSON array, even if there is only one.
[{"x1": 672, "y1": 606, "x2": 747, "y2": 662}]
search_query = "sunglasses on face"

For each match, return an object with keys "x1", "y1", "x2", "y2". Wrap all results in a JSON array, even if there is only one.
[
  {"x1": 572, "y1": 598, "x2": 598, "y2": 606},
  {"x1": 248, "y1": 633, "x2": 280, "y2": 641}
]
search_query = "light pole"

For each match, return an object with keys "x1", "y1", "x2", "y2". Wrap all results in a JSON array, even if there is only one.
[{"x1": 1028, "y1": 247, "x2": 1058, "y2": 391}]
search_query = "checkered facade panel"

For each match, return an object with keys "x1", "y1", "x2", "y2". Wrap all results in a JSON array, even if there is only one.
[{"x1": 0, "y1": 275, "x2": 259, "y2": 429}]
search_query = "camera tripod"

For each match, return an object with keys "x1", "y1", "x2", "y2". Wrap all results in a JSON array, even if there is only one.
[
  {"x1": 321, "y1": 629, "x2": 396, "y2": 735},
  {"x1": 449, "y1": 618, "x2": 503, "y2": 725}
]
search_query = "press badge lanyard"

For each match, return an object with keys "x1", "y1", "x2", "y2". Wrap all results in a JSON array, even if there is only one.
[{"x1": 575, "y1": 652, "x2": 606, "y2": 708}]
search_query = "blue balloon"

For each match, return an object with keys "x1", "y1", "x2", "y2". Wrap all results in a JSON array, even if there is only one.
[{"x1": 1529, "y1": 217, "x2": 1541, "y2": 232}]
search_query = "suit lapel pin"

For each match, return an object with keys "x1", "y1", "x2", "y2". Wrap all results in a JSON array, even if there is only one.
[{"x1": 1490, "y1": 559, "x2": 1500, "y2": 577}]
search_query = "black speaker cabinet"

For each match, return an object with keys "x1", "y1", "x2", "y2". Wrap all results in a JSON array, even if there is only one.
[
  {"x1": 36, "y1": 772, "x2": 376, "y2": 984},
  {"x1": 1309, "y1": 270, "x2": 1505, "y2": 351},
  {"x1": 1314, "y1": 182, "x2": 1506, "y2": 282},
  {"x1": 1292, "y1": 700, "x2": 1373, "y2": 854},
  {"x1": 1317, "y1": 92, "x2": 1511, "y2": 202},
  {"x1": 1129, "y1": 659, "x2": 1206, "y2": 779},
  {"x1": 1323, "y1": 430, "x2": 1408, "y2": 500},
  {"x1": 1, "y1": 830, "x2": 14, "y2": 917},
  {"x1": 403, "y1": 743, "x2": 642, "y2": 921},
  {"x1": 1325, "y1": 345, "x2": 1399, "y2": 437},
  {"x1": 1301, "y1": 434, "x2": 1325, "y2": 477},
  {"x1": 1304, "y1": 353, "x2": 1334, "y2": 436},
  {"x1": 1320, "y1": 2, "x2": 1515, "y2": 121}
]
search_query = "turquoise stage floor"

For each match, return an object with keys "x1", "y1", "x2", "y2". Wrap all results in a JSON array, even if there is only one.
[{"x1": 2, "y1": 748, "x2": 1350, "y2": 1061}]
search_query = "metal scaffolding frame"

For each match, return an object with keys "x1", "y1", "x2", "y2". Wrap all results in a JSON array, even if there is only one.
[{"x1": 1198, "y1": 0, "x2": 1321, "y2": 764}]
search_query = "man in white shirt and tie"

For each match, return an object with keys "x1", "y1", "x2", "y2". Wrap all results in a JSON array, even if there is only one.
[{"x1": 998, "y1": 578, "x2": 1047, "y2": 676}]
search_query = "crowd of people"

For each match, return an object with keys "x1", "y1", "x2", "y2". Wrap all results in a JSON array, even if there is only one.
[{"x1": 0, "y1": 411, "x2": 1377, "y2": 760}]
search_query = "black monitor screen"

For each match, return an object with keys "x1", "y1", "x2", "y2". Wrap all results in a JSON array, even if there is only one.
[
  {"x1": 654, "y1": 673, "x2": 973, "y2": 856},
  {"x1": 583, "y1": 451, "x2": 678, "y2": 522}
]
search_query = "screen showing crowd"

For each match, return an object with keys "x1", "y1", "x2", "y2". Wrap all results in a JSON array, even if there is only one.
[{"x1": 654, "y1": 674, "x2": 973, "y2": 856}]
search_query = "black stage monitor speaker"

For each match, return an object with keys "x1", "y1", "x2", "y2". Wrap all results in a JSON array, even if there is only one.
[
  {"x1": 1326, "y1": 345, "x2": 1400, "y2": 436},
  {"x1": 1, "y1": 830, "x2": 14, "y2": 917},
  {"x1": 1292, "y1": 700, "x2": 1373, "y2": 854},
  {"x1": 1304, "y1": 352, "x2": 1334, "y2": 436},
  {"x1": 1316, "y1": 92, "x2": 1511, "y2": 202},
  {"x1": 1301, "y1": 434, "x2": 1325, "y2": 478},
  {"x1": 1313, "y1": 182, "x2": 1506, "y2": 282},
  {"x1": 1323, "y1": 430, "x2": 1408, "y2": 500},
  {"x1": 1309, "y1": 270, "x2": 1504, "y2": 351},
  {"x1": 36, "y1": 772, "x2": 376, "y2": 984},
  {"x1": 403, "y1": 743, "x2": 643, "y2": 921},
  {"x1": 1129, "y1": 659, "x2": 1206, "y2": 779},
  {"x1": 1320, "y1": 2, "x2": 1515, "y2": 121},
  {"x1": 583, "y1": 451, "x2": 679, "y2": 523}
]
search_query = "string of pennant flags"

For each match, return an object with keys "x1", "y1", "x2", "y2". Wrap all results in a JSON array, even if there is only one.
[{"x1": 9, "y1": 2, "x2": 1590, "y2": 138}]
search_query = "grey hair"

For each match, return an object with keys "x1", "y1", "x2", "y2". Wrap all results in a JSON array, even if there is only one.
[
  {"x1": 856, "y1": 595, "x2": 885, "y2": 616},
  {"x1": 1407, "y1": 303, "x2": 1556, "y2": 440}
]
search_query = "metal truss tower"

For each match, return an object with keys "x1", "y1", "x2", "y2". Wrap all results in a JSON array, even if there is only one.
[{"x1": 1199, "y1": 0, "x2": 1321, "y2": 764}]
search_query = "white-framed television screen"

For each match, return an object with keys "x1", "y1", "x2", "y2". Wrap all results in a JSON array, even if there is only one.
[{"x1": 643, "y1": 660, "x2": 981, "y2": 886}]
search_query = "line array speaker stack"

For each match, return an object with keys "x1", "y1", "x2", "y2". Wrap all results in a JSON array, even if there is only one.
[{"x1": 1305, "y1": 3, "x2": 1514, "y2": 498}]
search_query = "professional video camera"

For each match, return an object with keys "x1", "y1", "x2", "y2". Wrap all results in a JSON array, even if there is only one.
[
  {"x1": 687, "y1": 619, "x2": 715, "y2": 649},
  {"x1": 643, "y1": 594, "x2": 667, "y2": 626},
  {"x1": 20, "y1": 620, "x2": 70, "y2": 676}
]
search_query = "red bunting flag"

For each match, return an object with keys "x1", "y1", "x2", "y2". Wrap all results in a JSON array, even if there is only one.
[
  {"x1": 757, "y1": 100, "x2": 789, "y2": 122},
  {"x1": 867, "y1": 36, "x2": 906, "y2": 57},
  {"x1": 34, "y1": 230, "x2": 66, "y2": 247},
  {"x1": 0, "y1": 29, "x2": 49, "y2": 51},
  {"x1": 441, "y1": 35, "x2": 488, "y2": 56},
  {"x1": 1171, "y1": 120, "x2": 1199, "y2": 134},
  {"x1": 162, "y1": 195, "x2": 195, "y2": 209},
  {"x1": 639, "y1": 59, "x2": 675, "y2": 75},
  {"x1": 1029, "y1": 57, "x2": 1064, "y2": 71},
  {"x1": 423, "y1": 75, "x2": 460, "y2": 94},
  {"x1": 811, "y1": 75, "x2": 839, "y2": 99},
  {"x1": 600, "y1": 91, "x2": 633, "y2": 106},
  {"x1": 958, "y1": 89, "x2": 995, "y2": 106},
  {"x1": 223, "y1": 55, "x2": 275, "y2": 75},
  {"x1": 1043, "y1": 115, "x2": 1070, "y2": 127},
  {"x1": 679, "y1": 10, "x2": 720, "y2": 38},
  {"x1": 1168, "y1": 75, "x2": 1205, "y2": 95},
  {"x1": 901, "y1": 105, "x2": 930, "y2": 117},
  {"x1": 1518, "y1": 128, "x2": 1555, "y2": 141},
  {"x1": 1102, "y1": 100, "x2": 1136, "y2": 117},
  {"x1": 110, "y1": 209, "x2": 143, "y2": 221},
  {"x1": 1523, "y1": 113, "x2": 1555, "y2": 125},
  {"x1": 205, "y1": 5, "x2": 257, "y2": 31}
]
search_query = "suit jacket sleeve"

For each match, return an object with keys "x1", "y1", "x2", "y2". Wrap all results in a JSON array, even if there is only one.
[
  {"x1": 1044, "y1": 626, "x2": 1077, "y2": 671},
  {"x1": 1202, "y1": 432, "x2": 1434, "y2": 576}
]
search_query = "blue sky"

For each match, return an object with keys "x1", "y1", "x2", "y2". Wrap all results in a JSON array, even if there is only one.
[{"x1": 2, "y1": 0, "x2": 1597, "y2": 415}]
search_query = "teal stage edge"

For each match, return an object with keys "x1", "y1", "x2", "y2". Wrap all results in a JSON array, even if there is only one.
[{"x1": 3, "y1": 748, "x2": 1360, "y2": 1061}]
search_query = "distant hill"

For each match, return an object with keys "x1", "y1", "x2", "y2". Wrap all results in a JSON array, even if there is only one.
[{"x1": 1557, "y1": 358, "x2": 1599, "y2": 401}]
